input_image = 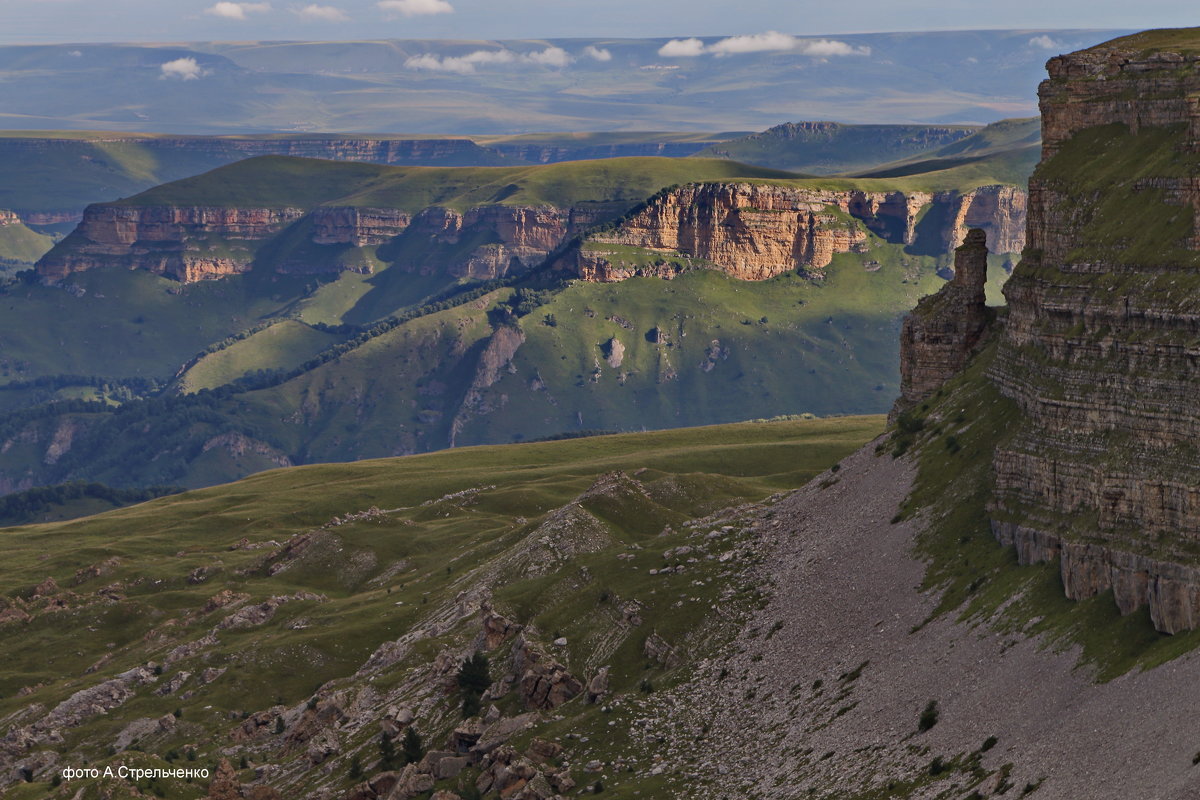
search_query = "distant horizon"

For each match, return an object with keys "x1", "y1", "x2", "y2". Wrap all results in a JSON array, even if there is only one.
[
  {"x1": 3, "y1": 0, "x2": 1194, "y2": 46},
  {"x1": 0, "y1": 26, "x2": 1135, "y2": 47}
]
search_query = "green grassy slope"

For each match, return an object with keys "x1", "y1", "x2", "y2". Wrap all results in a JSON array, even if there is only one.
[
  {"x1": 852, "y1": 118, "x2": 1041, "y2": 183},
  {"x1": 175, "y1": 321, "x2": 347, "y2": 394},
  {"x1": 0, "y1": 268, "x2": 325, "y2": 385},
  {"x1": 1087, "y1": 27, "x2": 1200, "y2": 53},
  {"x1": 466, "y1": 244, "x2": 947, "y2": 443},
  {"x1": 0, "y1": 415, "x2": 880, "y2": 799},
  {"x1": 118, "y1": 155, "x2": 799, "y2": 211},
  {"x1": 891, "y1": 334, "x2": 1200, "y2": 681},
  {"x1": 0, "y1": 220, "x2": 54, "y2": 266}
]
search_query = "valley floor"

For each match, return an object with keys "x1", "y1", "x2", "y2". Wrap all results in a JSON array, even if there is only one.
[{"x1": 643, "y1": 441, "x2": 1200, "y2": 799}]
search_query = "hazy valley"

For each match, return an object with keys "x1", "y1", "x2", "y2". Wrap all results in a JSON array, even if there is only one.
[{"x1": 3, "y1": 15, "x2": 1200, "y2": 800}]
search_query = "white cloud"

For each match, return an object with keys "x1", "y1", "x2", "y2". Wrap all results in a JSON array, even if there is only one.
[
  {"x1": 295, "y1": 3, "x2": 348, "y2": 21},
  {"x1": 377, "y1": 0, "x2": 453, "y2": 17},
  {"x1": 526, "y1": 46, "x2": 572, "y2": 67},
  {"x1": 658, "y1": 38, "x2": 705, "y2": 57},
  {"x1": 205, "y1": 2, "x2": 271, "y2": 20},
  {"x1": 582, "y1": 45, "x2": 612, "y2": 62},
  {"x1": 796, "y1": 38, "x2": 870, "y2": 57},
  {"x1": 405, "y1": 47, "x2": 573, "y2": 74},
  {"x1": 1029, "y1": 35, "x2": 1064, "y2": 50},
  {"x1": 657, "y1": 33, "x2": 869, "y2": 59},
  {"x1": 160, "y1": 57, "x2": 206, "y2": 80},
  {"x1": 708, "y1": 31, "x2": 797, "y2": 55}
]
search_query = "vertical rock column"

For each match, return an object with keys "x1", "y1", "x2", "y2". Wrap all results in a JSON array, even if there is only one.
[{"x1": 895, "y1": 228, "x2": 991, "y2": 410}]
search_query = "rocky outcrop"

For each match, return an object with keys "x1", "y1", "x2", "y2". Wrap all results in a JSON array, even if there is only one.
[
  {"x1": 987, "y1": 34, "x2": 1200, "y2": 632},
  {"x1": 563, "y1": 182, "x2": 1026, "y2": 283},
  {"x1": 36, "y1": 198, "x2": 610, "y2": 284},
  {"x1": 512, "y1": 636, "x2": 583, "y2": 710},
  {"x1": 945, "y1": 185, "x2": 1027, "y2": 254},
  {"x1": 448, "y1": 325, "x2": 526, "y2": 447},
  {"x1": 310, "y1": 207, "x2": 413, "y2": 247},
  {"x1": 37, "y1": 205, "x2": 305, "y2": 282},
  {"x1": 0, "y1": 210, "x2": 20, "y2": 227},
  {"x1": 896, "y1": 228, "x2": 991, "y2": 409}
]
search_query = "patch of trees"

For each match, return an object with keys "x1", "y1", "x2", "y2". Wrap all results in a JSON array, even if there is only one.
[{"x1": 0, "y1": 481, "x2": 181, "y2": 525}]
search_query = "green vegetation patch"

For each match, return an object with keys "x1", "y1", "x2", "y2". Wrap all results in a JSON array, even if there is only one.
[
  {"x1": 0, "y1": 416, "x2": 879, "y2": 797},
  {"x1": 895, "y1": 335, "x2": 1200, "y2": 681},
  {"x1": 118, "y1": 156, "x2": 799, "y2": 213},
  {"x1": 1035, "y1": 122, "x2": 1200, "y2": 267}
]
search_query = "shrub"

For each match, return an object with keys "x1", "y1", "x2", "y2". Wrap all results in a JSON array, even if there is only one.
[
  {"x1": 981, "y1": 735, "x2": 998, "y2": 752},
  {"x1": 402, "y1": 726, "x2": 425, "y2": 765},
  {"x1": 918, "y1": 699, "x2": 940, "y2": 732},
  {"x1": 379, "y1": 732, "x2": 398, "y2": 770},
  {"x1": 458, "y1": 652, "x2": 491, "y2": 718}
]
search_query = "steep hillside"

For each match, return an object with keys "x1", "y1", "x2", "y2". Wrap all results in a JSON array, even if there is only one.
[
  {"x1": 0, "y1": 416, "x2": 881, "y2": 800},
  {"x1": 0, "y1": 211, "x2": 54, "y2": 271},
  {"x1": 35, "y1": 156, "x2": 796, "y2": 283},
  {"x1": 0, "y1": 150, "x2": 1025, "y2": 495},
  {"x1": 853, "y1": 117, "x2": 1041, "y2": 182},
  {"x1": 632, "y1": 29, "x2": 1200, "y2": 799}
]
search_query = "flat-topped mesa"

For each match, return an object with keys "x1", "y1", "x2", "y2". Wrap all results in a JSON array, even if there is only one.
[
  {"x1": 987, "y1": 29, "x2": 1200, "y2": 633},
  {"x1": 895, "y1": 228, "x2": 990, "y2": 410},
  {"x1": 35, "y1": 201, "x2": 607, "y2": 284},
  {"x1": 1038, "y1": 42, "x2": 1200, "y2": 160},
  {"x1": 33, "y1": 168, "x2": 1027, "y2": 285},
  {"x1": 561, "y1": 183, "x2": 1025, "y2": 283}
]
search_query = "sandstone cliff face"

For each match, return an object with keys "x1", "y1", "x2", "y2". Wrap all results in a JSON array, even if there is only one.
[
  {"x1": 37, "y1": 177, "x2": 1026, "y2": 285},
  {"x1": 987, "y1": 38, "x2": 1200, "y2": 632},
  {"x1": 562, "y1": 183, "x2": 1026, "y2": 283},
  {"x1": 37, "y1": 205, "x2": 305, "y2": 282},
  {"x1": 896, "y1": 228, "x2": 991, "y2": 409},
  {"x1": 38, "y1": 198, "x2": 611, "y2": 284},
  {"x1": 0, "y1": 210, "x2": 20, "y2": 227}
]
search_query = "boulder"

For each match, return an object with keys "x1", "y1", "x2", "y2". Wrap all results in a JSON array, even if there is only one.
[{"x1": 585, "y1": 667, "x2": 609, "y2": 703}]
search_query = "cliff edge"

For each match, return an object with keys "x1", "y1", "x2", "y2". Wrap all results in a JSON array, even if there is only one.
[{"x1": 906, "y1": 29, "x2": 1200, "y2": 633}]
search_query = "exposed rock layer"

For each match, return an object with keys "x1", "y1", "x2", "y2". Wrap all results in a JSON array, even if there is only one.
[
  {"x1": 37, "y1": 179, "x2": 1026, "y2": 284},
  {"x1": 896, "y1": 228, "x2": 991, "y2": 409},
  {"x1": 988, "y1": 37, "x2": 1200, "y2": 632},
  {"x1": 561, "y1": 183, "x2": 1025, "y2": 283}
]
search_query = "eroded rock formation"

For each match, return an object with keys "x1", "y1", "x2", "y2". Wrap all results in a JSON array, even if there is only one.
[
  {"x1": 36, "y1": 177, "x2": 1026, "y2": 285},
  {"x1": 896, "y1": 228, "x2": 991, "y2": 409},
  {"x1": 36, "y1": 201, "x2": 608, "y2": 284},
  {"x1": 987, "y1": 35, "x2": 1200, "y2": 632},
  {"x1": 561, "y1": 183, "x2": 1025, "y2": 283}
]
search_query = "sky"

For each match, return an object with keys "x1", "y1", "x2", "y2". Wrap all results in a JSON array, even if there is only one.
[{"x1": 0, "y1": 0, "x2": 1196, "y2": 44}]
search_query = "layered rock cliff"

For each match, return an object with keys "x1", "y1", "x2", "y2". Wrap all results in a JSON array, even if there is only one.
[
  {"x1": 984, "y1": 33, "x2": 1200, "y2": 633},
  {"x1": 561, "y1": 183, "x2": 1026, "y2": 282},
  {"x1": 37, "y1": 206, "x2": 307, "y2": 282},
  {"x1": 36, "y1": 173, "x2": 1026, "y2": 285},
  {"x1": 37, "y1": 202, "x2": 611, "y2": 283},
  {"x1": 896, "y1": 228, "x2": 992, "y2": 410}
]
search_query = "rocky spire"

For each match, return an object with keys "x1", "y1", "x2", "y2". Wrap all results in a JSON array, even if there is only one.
[{"x1": 895, "y1": 227, "x2": 991, "y2": 411}]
